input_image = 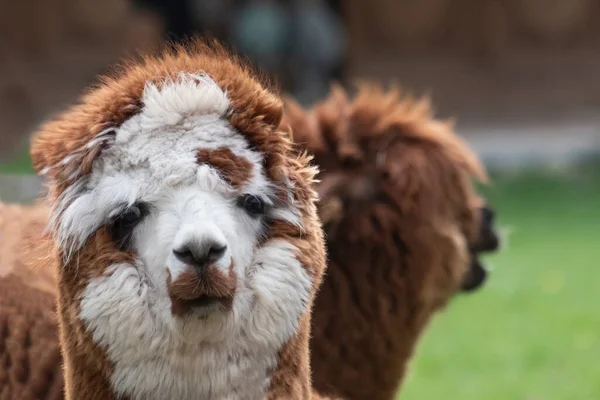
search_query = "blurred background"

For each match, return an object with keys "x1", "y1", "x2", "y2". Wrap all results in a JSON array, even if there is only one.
[{"x1": 0, "y1": 0, "x2": 598, "y2": 399}]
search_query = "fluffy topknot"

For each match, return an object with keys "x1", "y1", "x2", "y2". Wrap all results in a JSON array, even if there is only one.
[{"x1": 31, "y1": 40, "x2": 286, "y2": 188}]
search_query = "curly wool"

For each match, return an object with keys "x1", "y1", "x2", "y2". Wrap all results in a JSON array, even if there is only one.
[
  {"x1": 0, "y1": 203, "x2": 62, "y2": 400},
  {"x1": 282, "y1": 83, "x2": 490, "y2": 400},
  {"x1": 0, "y1": 275, "x2": 63, "y2": 400}
]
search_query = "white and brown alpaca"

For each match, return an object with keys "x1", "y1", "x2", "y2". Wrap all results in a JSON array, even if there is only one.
[
  {"x1": 24, "y1": 40, "x2": 331, "y2": 400},
  {"x1": 282, "y1": 85, "x2": 501, "y2": 400}
]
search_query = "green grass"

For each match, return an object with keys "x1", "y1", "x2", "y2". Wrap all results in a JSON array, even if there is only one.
[{"x1": 401, "y1": 167, "x2": 600, "y2": 400}]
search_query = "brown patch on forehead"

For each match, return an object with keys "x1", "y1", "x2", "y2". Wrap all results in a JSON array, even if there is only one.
[
  {"x1": 167, "y1": 263, "x2": 237, "y2": 317},
  {"x1": 30, "y1": 40, "x2": 283, "y2": 183},
  {"x1": 30, "y1": 39, "x2": 312, "y2": 234},
  {"x1": 196, "y1": 147, "x2": 254, "y2": 189}
]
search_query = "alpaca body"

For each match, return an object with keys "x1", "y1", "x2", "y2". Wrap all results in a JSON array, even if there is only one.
[
  {"x1": 0, "y1": 203, "x2": 63, "y2": 400},
  {"x1": 283, "y1": 85, "x2": 501, "y2": 399},
  {"x1": 0, "y1": 202, "x2": 54, "y2": 295},
  {"x1": 0, "y1": 275, "x2": 63, "y2": 400}
]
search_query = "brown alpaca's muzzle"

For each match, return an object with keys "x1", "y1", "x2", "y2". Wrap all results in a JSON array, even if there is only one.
[{"x1": 461, "y1": 205, "x2": 501, "y2": 292}]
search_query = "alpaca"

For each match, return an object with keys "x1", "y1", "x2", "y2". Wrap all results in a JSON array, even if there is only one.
[
  {"x1": 281, "y1": 84, "x2": 501, "y2": 400},
  {"x1": 0, "y1": 202, "x2": 55, "y2": 295},
  {"x1": 0, "y1": 203, "x2": 64, "y2": 399},
  {"x1": 24, "y1": 40, "x2": 330, "y2": 400}
]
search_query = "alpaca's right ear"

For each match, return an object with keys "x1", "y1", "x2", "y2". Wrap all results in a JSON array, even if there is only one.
[
  {"x1": 30, "y1": 80, "x2": 141, "y2": 182},
  {"x1": 30, "y1": 114, "x2": 117, "y2": 182},
  {"x1": 30, "y1": 116, "x2": 71, "y2": 177}
]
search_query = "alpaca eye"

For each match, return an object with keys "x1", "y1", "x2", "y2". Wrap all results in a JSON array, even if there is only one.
[
  {"x1": 238, "y1": 194, "x2": 265, "y2": 217},
  {"x1": 110, "y1": 203, "x2": 148, "y2": 249}
]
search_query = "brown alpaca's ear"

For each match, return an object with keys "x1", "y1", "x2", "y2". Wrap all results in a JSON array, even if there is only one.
[
  {"x1": 30, "y1": 115, "x2": 117, "y2": 182},
  {"x1": 282, "y1": 95, "x2": 328, "y2": 154},
  {"x1": 280, "y1": 95, "x2": 305, "y2": 137}
]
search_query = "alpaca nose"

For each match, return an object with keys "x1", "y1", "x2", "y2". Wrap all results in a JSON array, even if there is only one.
[
  {"x1": 173, "y1": 240, "x2": 227, "y2": 270},
  {"x1": 481, "y1": 206, "x2": 495, "y2": 225}
]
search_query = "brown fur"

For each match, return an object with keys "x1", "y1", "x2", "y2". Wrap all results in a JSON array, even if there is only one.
[
  {"x1": 44, "y1": 229, "x2": 135, "y2": 400},
  {"x1": 196, "y1": 147, "x2": 254, "y2": 189},
  {"x1": 166, "y1": 265, "x2": 237, "y2": 317},
  {"x1": 0, "y1": 275, "x2": 63, "y2": 400},
  {"x1": 28, "y1": 40, "x2": 327, "y2": 399},
  {"x1": 281, "y1": 83, "x2": 492, "y2": 399},
  {"x1": 0, "y1": 202, "x2": 55, "y2": 295}
]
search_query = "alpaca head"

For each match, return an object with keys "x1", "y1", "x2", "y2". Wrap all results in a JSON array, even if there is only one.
[
  {"x1": 283, "y1": 83, "x2": 499, "y2": 308},
  {"x1": 30, "y1": 41, "x2": 325, "y2": 399}
]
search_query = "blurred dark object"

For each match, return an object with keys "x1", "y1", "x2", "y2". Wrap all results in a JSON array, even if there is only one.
[
  {"x1": 228, "y1": 0, "x2": 347, "y2": 105},
  {"x1": 230, "y1": 0, "x2": 289, "y2": 72},
  {"x1": 287, "y1": 0, "x2": 347, "y2": 104},
  {"x1": 134, "y1": 0, "x2": 195, "y2": 40},
  {"x1": 134, "y1": 0, "x2": 347, "y2": 104}
]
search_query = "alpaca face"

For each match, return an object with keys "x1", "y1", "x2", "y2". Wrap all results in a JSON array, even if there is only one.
[
  {"x1": 462, "y1": 205, "x2": 500, "y2": 292},
  {"x1": 41, "y1": 72, "x2": 321, "y2": 399},
  {"x1": 282, "y1": 85, "x2": 500, "y2": 307},
  {"x1": 317, "y1": 137, "x2": 499, "y2": 301}
]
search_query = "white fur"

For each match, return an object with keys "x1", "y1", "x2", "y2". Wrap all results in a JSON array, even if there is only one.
[
  {"x1": 80, "y1": 240, "x2": 311, "y2": 400},
  {"x1": 55, "y1": 74, "x2": 313, "y2": 399},
  {"x1": 141, "y1": 73, "x2": 229, "y2": 131},
  {"x1": 53, "y1": 73, "x2": 299, "y2": 253}
]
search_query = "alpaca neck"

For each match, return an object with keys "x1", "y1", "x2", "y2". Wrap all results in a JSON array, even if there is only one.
[{"x1": 311, "y1": 236, "x2": 440, "y2": 399}]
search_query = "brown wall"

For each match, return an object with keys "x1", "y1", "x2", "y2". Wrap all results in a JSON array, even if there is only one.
[
  {"x1": 343, "y1": 0, "x2": 600, "y2": 126},
  {"x1": 0, "y1": 0, "x2": 163, "y2": 158}
]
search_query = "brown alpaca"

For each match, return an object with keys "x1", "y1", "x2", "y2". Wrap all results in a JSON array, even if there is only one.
[
  {"x1": 0, "y1": 202, "x2": 64, "y2": 398},
  {"x1": 23, "y1": 40, "x2": 331, "y2": 400},
  {"x1": 281, "y1": 84, "x2": 500, "y2": 400},
  {"x1": 0, "y1": 202, "x2": 55, "y2": 294}
]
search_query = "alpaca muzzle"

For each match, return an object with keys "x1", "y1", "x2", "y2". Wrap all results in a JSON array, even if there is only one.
[
  {"x1": 462, "y1": 205, "x2": 501, "y2": 292},
  {"x1": 166, "y1": 262, "x2": 237, "y2": 317}
]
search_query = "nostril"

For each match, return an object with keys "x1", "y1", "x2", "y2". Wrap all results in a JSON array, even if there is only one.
[
  {"x1": 481, "y1": 206, "x2": 495, "y2": 225},
  {"x1": 173, "y1": 247, "x2": 197, "y2": 266},
  {"x1": 173, "y1": 241, "x2": 227, "y2": 269},
  {"x1": 207, "y1": 244, "x2": 227, "y2": 262}
]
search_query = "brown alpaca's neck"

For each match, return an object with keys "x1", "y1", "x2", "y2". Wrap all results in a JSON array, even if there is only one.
[{"x1": 310, "y1": 232, "x2": 441, "y2": 400}]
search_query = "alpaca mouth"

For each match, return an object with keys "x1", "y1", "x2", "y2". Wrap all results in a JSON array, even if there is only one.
[
  {"x1": 166, "y1": 267, "x2": 237, "y2": 317},
  {"x1": 461, "y1": 258, "x2": 488, "y2": 292},
  {"x1": 186, "y1": 295, "x2": 228, "y2": 308},
  {"x1": 461, "y1": 206, "x2": 501, "y2": 293},
  {"x1": 170, "y1": 291, "x2": 234, "y2": 317}
]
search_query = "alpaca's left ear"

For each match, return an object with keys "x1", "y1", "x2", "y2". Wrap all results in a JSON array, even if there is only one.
[{"x1": 30, "y1": 114, "x2": 117, "y2": 182}]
